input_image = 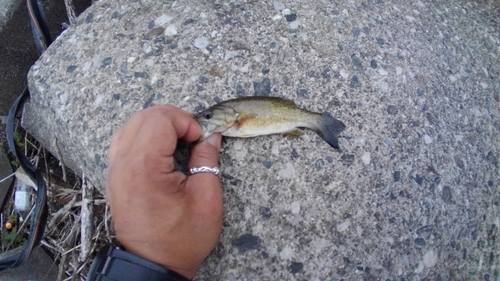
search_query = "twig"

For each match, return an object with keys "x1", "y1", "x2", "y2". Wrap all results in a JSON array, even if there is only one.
[
  {"x1": 62, "y1": 213, "x2": 80, "y2": 247},
  {"x1": 44, "y1": 258, "x2": 59, "y2": 281},
  {"x1": 63, "y1": 0, "x2": 77, "y2": 25},
  {"x1": 43, "y1": 148, "x2": 51, "y2": 195},
  {"x1": 40, "y1": 239, "x2": 60, "y2": 253},
  {"x1": 57, "y1": 253, "x2": 68, "y2": 281},
  {"x1": 73, "y1": 199, "x2": 106, "y2": 207},
  {"x1": 79, "y1": 174, "x2": 93, "y2": 262},
  {"x1": 24, "y1": 129, "x2": 28, "y2": 156},
  {"x1": 69, "y1": 257, "x2": 81, "y2": 280},
  {"x1": 1, "y1": 213, "x2": 3, "y2": 252},
  {"x1": 73, "y1": 253, "x2": 93, "y2": 279},
  {"x1": 0, "y1": 172, "x2": 15, "y2": 183},
  {"x1": 62, "y1": 270, "x2": 72, "y2": 281},
  {"x1": 25, "y1": 138, "x2": 39, "y2": 155},
  {"x1": 32, "y1": 144, "x2": 42, "y2": 168},
  {"x1": 62, "y1": 243, "x2": 81, "y2": 256},
  {"x1": 104, "y1": 203, "x2": 113, "y2": 243},
  {"x1": 62, "y1": 270, "x2": 77, "y2": 281},
  {"x1": 45, "y1": 237, "x2": 65, "y2": 253},
  {"x1": 53, "y1": 138, "x2": 67, "y2": 182},
  {"x1": 48, "y1": 195, "x2": 77, "y2": 230}
]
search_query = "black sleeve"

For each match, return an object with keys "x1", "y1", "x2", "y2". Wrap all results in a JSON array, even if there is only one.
[{"x1": 87, "y1": 244, "x2": 191, "y2": 281}]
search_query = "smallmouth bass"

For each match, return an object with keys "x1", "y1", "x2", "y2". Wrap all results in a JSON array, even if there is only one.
[{"x1": 194, "y1": 97, "x2": 346, "y2": 149}]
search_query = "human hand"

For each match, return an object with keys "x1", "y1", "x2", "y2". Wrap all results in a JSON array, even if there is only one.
[{"x1": 106, "y1": 105, "x2": 222, "y2": 279}]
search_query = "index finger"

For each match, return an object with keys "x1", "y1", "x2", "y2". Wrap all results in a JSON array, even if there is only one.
[
  {"x1": 130, "y1": 106, "x2": 202, "y2": 158},
  {"x1": 111, "y1": 105, "x2": 201, "y2": 158}
]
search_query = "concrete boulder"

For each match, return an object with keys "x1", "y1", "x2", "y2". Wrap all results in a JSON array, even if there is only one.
[{"x1": 23, "y1": 0, "x2": 499, "y2": 279}]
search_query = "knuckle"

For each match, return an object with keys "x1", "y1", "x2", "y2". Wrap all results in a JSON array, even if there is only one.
[
  {"x1": 192, "y1": 144, "x2": 218, "y2": 163},
  {"x1": 196, "y1": 150, "x2": 217, "y2": 162}
]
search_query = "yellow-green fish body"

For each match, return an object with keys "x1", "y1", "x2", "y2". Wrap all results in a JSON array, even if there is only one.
[{"x1": 195, "y1": 97, "x2": 346, "y2": 149}]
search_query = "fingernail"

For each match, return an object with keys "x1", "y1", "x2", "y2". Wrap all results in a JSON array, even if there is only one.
[{"x1": 206, "y1": 133, "x2": 221, "y2": 150}]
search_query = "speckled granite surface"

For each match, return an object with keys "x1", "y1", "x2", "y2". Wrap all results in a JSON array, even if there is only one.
[{"x1": 23, "y1": 0, "x2": 499, "y2": 280}]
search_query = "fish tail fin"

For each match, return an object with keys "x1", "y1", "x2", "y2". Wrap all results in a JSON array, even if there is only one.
[{"x1": 314, "y1": 114, "x2": 346, "y2": 150}]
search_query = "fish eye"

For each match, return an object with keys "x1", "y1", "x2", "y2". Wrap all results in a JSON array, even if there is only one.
[{"x1": 203, "y1": 111, "x2": 213, "y2": 119}]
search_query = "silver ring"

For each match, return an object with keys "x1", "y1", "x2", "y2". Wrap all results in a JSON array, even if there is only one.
[{"x1": 189, "y1": 166, "x2": 220, "y2": 176}]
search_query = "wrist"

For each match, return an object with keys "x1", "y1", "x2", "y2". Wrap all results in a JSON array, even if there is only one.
[
  {"x1": 122, "y1": 243, "x2": 199, "y2": 280},
  {"x1": 87, "y1": 243, "x2": 192, "y2": 281}
]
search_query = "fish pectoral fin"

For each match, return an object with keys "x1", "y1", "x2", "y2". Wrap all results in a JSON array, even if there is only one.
[
  {"x1": 282, "y1": 129, "x2": 304, "y2": 138},
  {"x1": 234, "y1": 113, "x2": 257, "y2": 129}
]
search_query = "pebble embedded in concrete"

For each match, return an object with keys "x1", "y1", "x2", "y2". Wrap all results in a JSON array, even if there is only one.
[
  {"x1": 423, "y1": 250, "x2": 438, "y2": 268},
  {"x1": 339, "y1": 69, "x2": 349, "y2": 79},
  {"x1": 337, "y1": 220, "x2": 350, "y2": 232},
  {"x1": 165, "y1": 25, "x2": 177, "y2": 36},
  {"x1": 273, "y1": 1, "x2": 285, "y2": 12},
  {"x1": 280, "y1": 245, "x2": 294, "y2": 260},
  {"x1": 194, "y1": 37, "x2": 208, "y2": 49},
  {"x1": 154, "y1": 14, "x2": 172, "y2": 26},
  {"x1": 424, "y1": 134, "x2": 433, "y2": 144},
  {"x1": 289, "y1": 20, "x2": 300, "y2": 31},
  {"x1": 361, "y1": 152, "x2": 371, "y2": 165},
  {"x1": 278, "y1": 162, "x2": 295, "y2": 179},
  {"x1": 290, "y1": 201, "x2": 300, "y2": 214}
]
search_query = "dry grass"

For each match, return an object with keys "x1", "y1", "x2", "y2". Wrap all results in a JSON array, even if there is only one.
[
  {"x1": 42, "y1": 172, "x2": 112, "y2": 280},
  {"x1": 1, "y1": 127, "x2": 112, "y2": 280}
]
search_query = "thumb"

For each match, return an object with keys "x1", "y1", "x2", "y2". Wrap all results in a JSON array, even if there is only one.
[{"x1": 187, "y1": 133, "x2": 222, "y2": 182}]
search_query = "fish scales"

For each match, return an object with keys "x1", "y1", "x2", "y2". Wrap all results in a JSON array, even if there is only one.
[{"x1": 225, "y1": 99, "x2": 312, "y2": 131}]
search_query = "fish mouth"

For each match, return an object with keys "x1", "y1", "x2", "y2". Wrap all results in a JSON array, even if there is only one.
[
  {"x1": 196, "y1": 119, "x2": 208, "y2": 130},
  {"x1": 196, "y1": 120, "x2": 210, "y2": 141},
  {"x1": 195, "y1": 120, "x2": 235, "y2": 141}
]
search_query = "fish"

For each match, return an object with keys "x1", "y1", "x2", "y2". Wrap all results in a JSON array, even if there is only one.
[{"x1": 194, "y1": 96, "x2": 346, "y2": 149}]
